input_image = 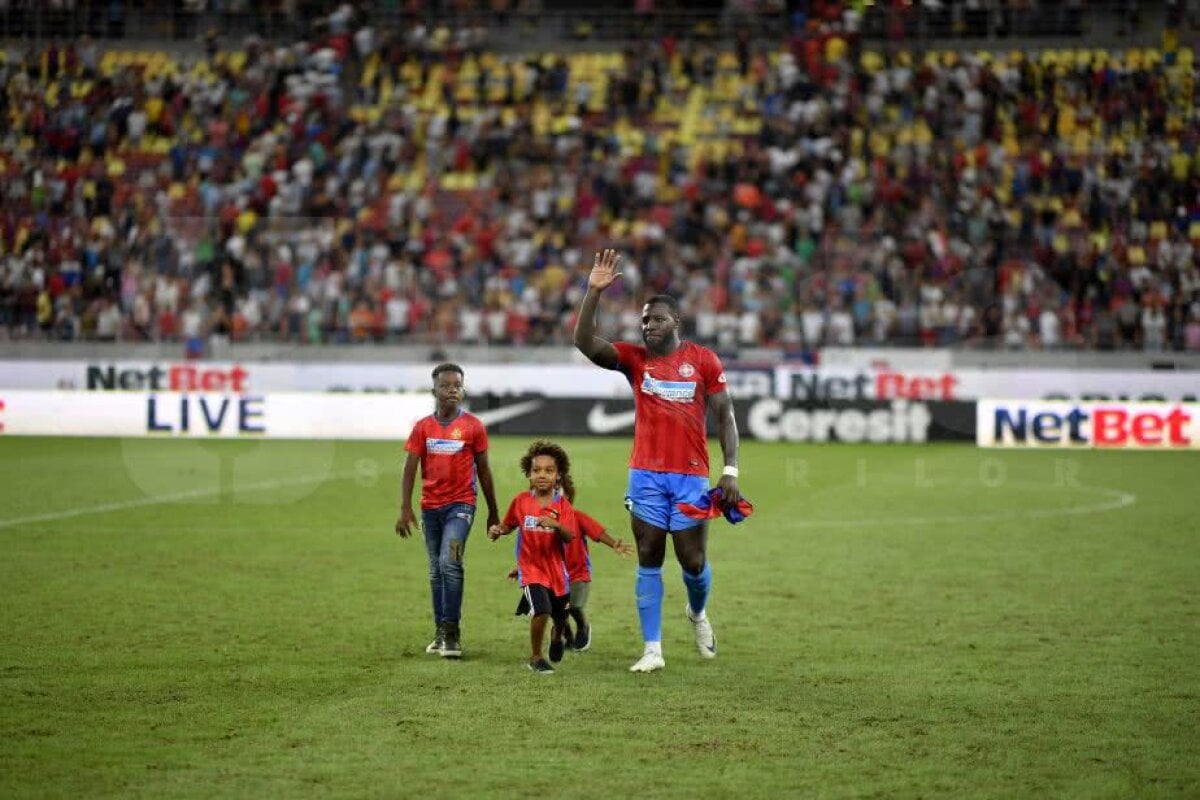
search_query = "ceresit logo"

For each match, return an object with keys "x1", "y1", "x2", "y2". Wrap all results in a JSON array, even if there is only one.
[
  {"x1": 747, "y1": 399, "x2": 932, "y2": 443},
  {"x1": 978, "y1": 401, "x2": 1198, "y2": 449}
]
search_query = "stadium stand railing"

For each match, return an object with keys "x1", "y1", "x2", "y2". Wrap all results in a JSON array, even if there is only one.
[{"x1": 0, "y1": 1, "x2": 1174, "y2": 48}]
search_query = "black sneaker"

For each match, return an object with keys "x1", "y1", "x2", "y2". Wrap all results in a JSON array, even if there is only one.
[
  {"x1": 573, "y1": 623, "x2": 591, "y2": 652},
  {"x1": 441, "y1": 623, "x2": 462, "y2": 659},
  {"x1": 527, "y1": 658, "x2": 555, "y2": 674},
  {"x1": 424, "y1": 623, "x2": 445, "y2": 654},
  {"x1": 562, "y1": 622, "x2": 575, "y2": 650},
  {"x1": 548, "y1": 634, "x2": 565, "y2": 663}
]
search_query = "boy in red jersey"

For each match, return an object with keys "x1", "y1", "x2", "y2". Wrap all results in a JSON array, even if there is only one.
[
  {"x1": 489, "y1": 441, "x2": 578, "y2": 675},
  {"x1": 508, "y1": 509, "x2": 633, "y2": 653},
  {"x1": 396, "y1": 363, "x2": 500, "y2": 659},
  {"x1": 561, "y1": 510, "x2": 633, "y2": 651},
  {"x1": 573, "y1": 249, "x2": 742, "y2": 673}
]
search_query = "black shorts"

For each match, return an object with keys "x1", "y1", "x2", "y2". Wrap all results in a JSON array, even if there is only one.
[{"x1": 515, "y1": 584, "x2": 570, "y2": 622}]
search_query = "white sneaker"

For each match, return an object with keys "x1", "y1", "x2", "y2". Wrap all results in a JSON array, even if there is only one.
[
  {"x1": 687, "y1": 605, "x2": 717, "y2": 659},
  {"x1": 424, "y1": 624, "x2": 444, "y2": 654},
  {"x1": 629, "y1": 649, "x2": 666, "y2": 673}
]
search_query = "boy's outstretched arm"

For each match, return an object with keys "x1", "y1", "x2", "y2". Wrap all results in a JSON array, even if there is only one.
[{"x1": 598, "y1": 530, "x2": 633, "y2": 556}]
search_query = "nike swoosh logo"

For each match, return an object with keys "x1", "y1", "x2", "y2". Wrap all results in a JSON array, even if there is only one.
[
  {"x1": 472, "y1": 399, "x2": 545, "y2": 427},
  {"x1": 587, "y1": 403, "x2": 637, "y2": 434}
]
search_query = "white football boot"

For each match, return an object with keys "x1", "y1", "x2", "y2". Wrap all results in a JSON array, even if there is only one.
[
  {"x1": 629, "y1": 644, "x2": 666, "y2": 673},
  {"x1": 686, "y1": 605, "x2": 717, "y2": 659}
]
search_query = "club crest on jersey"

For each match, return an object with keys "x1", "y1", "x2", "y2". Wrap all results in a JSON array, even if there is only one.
[
  {"x1": 678, "y1": 362, "x2": 695, "y2": 378},
  {"x1": 427, "y1": 437, "x2": 466, "y2": 454},
  {"x1": 451, "y1": 427, "x2": 463, "y2": 439},
  {"x1": 641, "y1": 375, "x2": 697, "y2": 402}
]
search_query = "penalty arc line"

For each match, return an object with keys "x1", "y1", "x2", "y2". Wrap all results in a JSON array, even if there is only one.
[{"x1": 779, "y1": 485, "x2": 1138, "y2": 529}]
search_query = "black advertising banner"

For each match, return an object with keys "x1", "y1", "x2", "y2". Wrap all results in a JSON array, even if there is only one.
[{"x1": 472, "y1": 394, "x2": 975, "y2": 443}]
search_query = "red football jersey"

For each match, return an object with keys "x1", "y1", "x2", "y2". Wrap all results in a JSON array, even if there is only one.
[
  {"x1": 502, "y1": 491, "x2": 575, "y2": 596},
  {"x1": 612, "y1": 340, "x2": 727, "y2": 476},
  {"x1": 563, "y1": 510, "x2": 608, "y2": 583},
  {"x1": 404, "y1": 411, "x2": 489, "y2": 510}
]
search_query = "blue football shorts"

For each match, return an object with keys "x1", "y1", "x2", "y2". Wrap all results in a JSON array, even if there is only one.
[{"x1": 625, "y1": 469, "x2": 710, "y2": 532}]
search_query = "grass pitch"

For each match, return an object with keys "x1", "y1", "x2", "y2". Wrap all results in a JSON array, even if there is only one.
[{"x1": 1, "y1": 436, "x2": 1197, "y2": 798}]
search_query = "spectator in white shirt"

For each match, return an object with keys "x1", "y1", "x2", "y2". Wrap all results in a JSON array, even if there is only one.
[
  {"x1": 1141, "y1": 302, "x2": 1167, "y2": 351},
  {"x1": 827, "y1": 299, "x2": 855, "y2": 346},
  {"x1": 801, "y1": 303, "x2": 825, "y2": 348}
]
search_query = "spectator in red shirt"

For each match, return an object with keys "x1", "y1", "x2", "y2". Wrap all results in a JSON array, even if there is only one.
[{"x1": 396, "y1": 363, "x2": 500, "y2": 660}]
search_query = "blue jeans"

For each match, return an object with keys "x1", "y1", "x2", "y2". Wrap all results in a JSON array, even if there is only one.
[{"x1": 422, "y1": 503, "x2": 475, "y2": 624}]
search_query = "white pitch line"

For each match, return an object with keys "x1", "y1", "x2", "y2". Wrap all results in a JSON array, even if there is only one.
[
  {"x1": 780, "y1": 484, "x2": 1137, "y2": 529},
  {"x1": 0, "y1": 472, "x2": 349, "y2": 531}
]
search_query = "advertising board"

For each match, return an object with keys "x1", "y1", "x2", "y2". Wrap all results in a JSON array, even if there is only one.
[{"x1": 977, "y1": 400, "x2": 1200, "y2": 449}]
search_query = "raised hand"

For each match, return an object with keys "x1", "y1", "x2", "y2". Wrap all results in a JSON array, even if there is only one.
[{"x1": 588, "y1": 248, "x2": 623, "y2": 292}]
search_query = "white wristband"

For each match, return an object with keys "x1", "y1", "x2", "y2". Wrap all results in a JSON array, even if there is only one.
[{"x1": 722, "y1": 465, "x2": 739, "y2": 478}]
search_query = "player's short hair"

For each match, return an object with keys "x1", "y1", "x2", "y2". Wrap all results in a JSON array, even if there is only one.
[
  {"x1": 644, "y1": 294, "x2": 680, "y2": 318},
  {"x1": 432, "y1": 363, "x2": 464, "y2": 382}
]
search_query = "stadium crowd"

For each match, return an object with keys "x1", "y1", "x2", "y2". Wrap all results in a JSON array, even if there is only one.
[{"x1": 1, "y1": 2, "x2": 1199, "y2": 353}]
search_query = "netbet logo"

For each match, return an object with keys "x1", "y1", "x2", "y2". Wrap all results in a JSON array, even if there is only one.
[
  {"x1": 88, "y1": 364, "x2": 250, "y2": 392},
  {"x1": 996, "y1": 405, "x2": 1192, "y2": 447}
]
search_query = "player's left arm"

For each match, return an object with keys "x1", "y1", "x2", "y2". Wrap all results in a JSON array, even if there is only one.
[
  {"x1": 474, "y1": 422, "x2": 500, "y2": 530},
  {"x1": 707, "y1": 387, "x2": 741, "y2": 510}
]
